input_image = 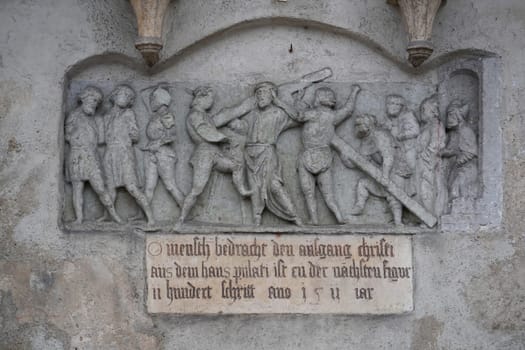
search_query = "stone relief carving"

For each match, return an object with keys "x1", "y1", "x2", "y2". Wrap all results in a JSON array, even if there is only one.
[
  {"x1": 102, "y1": 85, "x2": 155, "y2": 224},
  {"x1": 65, "y1": 86, "x2": 123, "y2": 224},
  {"x1": 442, "y1": 99, "x2": 479, "y2": 201},
  {"x1": 294, "y1": 85, "x2": 361, "y2": 225},
  {"x1": 142, "y1": 86, "x2": 185, "y2": 208},
  {"x1": 62, "y1": 67, "x2": 484, "y2": 232}
]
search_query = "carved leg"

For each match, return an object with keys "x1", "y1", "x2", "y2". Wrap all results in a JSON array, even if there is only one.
[
  {"x1": 158, "y1": 161, "x2": 185, "y2": 208},
  {"x1": 71, "y1": 181, "x2": 84, "y2": 224},
  {"x1": 97, "y1": 183, "x2": 117, "y2": 221},
  {"x1": 127, "y1": 184, "x2": 155, "y2": 225},
  {"x1": 248, "y1": 173, "x2": 264, "y2": 226},
  {"x1": 215, "y1": 156, "x2": 252, "y2": 197},
  {"x1": 317, "y1": 169, "x2": 345, "y2": 224},
  {"x1": 90, "y1": 177, "x2": 123, "y2": 224},
  {"x1": 349, "y1": 179, "x2": 371, "y2": 215},
  {"x1": 144, "y1": 157, "x2": 159, "y2": 204},
  {"x1": 178, "y1": 160, "x2": 214, "y2": 224},
  {"x1": 387, "y1": 196, "x2": 403, "y2": 226},
  {"x1": 298, "y1": 163, "x2": 318, "y2": 225}
]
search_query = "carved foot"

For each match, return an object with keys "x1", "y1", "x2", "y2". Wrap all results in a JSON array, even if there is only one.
[
  {"x1": 238, "y1": 188, "x2": 253, "y2": 198},
  {"x1": 348, "y1": 206, "x2": 364, "y2": 216},
  {"x1": 293, "y1": 217, "x2": 304, "y2": 226},
  {"x1": 129, "y1": 213, "x2": 145, "y2": 222},
  {"x1": 96, "y1": 213, "x2": 109, "y2": 222}
]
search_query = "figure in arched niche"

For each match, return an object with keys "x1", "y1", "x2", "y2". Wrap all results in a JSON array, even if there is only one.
[
  {"x1": 178, "y1": 86, "x2": 252, "y2": 224},
  {"x1": 441, "y1": 99, "x2": 479, "y2": 200},
  {"x1": 142, "y1": 86, "x2": 185, "y2": 208},
  {"x1": 415, "y1": 94, "x2": 446, "y2": 216},
  {"x1": 65, "y1": 86, "x2": 122, "y2": 224},
  {"x1": 102, "y1": 84, "x2": 155, "y2": 224},
  {"x1": 293, "y1": 85, "x2": 361, "y2": 225}
]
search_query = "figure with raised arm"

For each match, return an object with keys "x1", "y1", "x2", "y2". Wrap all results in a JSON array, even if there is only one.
[
  {"x1": 293, "y1": 85, "x2": 361, "y2": 224},
  {"x1": 178, "y1": 86, "x2": 252, "y2": 224}
]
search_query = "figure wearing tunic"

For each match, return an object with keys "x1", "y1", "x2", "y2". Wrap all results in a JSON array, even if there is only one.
[
  {"x1": 103, "y1": 108, "x2": 140, "y2": 189},
  {"x1": 245, "y1": 105, "x2": 299, "y2": 222}
]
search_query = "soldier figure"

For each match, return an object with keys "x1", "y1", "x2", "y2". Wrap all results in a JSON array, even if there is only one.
[
  {"x1": 103, "y1": 85, "x2": 155, "y2": 224},
  {"x1": 384, "y1": 94, "x2": 420, "y2": 197},
  {"x1": 65, "y1": 86, "x2": 122, "y2": 224},
  {"x1": 416, "y1": 95, "x2": 446, "y2": 215},
  {"x1": 178, "y1": 86, "x2": 251, "y2": 224},
  {"x1": 143, "y1": 87, "x2": 185, "y2": 207},
  {"x1": 293, "y1": 85, "x2": 361, "y2": 224},
  {"x1": 347, "y1": 114, "x2": 404, "y2": 226}
]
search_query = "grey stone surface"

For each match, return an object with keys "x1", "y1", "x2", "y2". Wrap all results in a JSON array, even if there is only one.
[{"x1": 0, "y1": 0, "x2": 524, "y2": 349}]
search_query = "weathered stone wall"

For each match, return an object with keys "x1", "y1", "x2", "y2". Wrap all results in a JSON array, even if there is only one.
[{"x1": 0, "y1": 0, "x2": 524, "y2": 349}]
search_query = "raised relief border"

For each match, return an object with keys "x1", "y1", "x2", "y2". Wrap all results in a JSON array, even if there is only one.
[{"x1": 61, "y1": 57, "x2": 501, "y2": 234}]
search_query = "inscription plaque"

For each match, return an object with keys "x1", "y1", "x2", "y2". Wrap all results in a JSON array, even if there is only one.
[{"x1": 146, "y1": 234, "x2": 413, "y2": 314}]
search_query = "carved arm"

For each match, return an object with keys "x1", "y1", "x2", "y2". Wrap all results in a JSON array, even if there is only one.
[{"x1": 334, "y1": 84, "x2": 361, "y2": 126}]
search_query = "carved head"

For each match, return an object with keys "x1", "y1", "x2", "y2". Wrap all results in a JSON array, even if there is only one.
[
  {"x1": 386, "y1": 95, "x2": 406, "y2": 117},
  {"x1": 150, "y1": 87, "x2": 171, "y2": 113},
  {"x1": 160, "y1": 113, "x2": 175, "y2": 129},
  {"x1": 78, "y1": 86, "x2": 103, "y2": 116},
  {"x1": 420, "y1": 94, "x2": 440, "y2": 123},
  {"x1": 446, "y1": 99, "x2": 469, "y2": 129},
  {"x1": 254, "y1": 82, "x2": 277, "y2": 109},
  {"x1": 314, "y1": 87, "x2": 336, "y2": 108},
  {"x1": 110, "y1": 85, "x2": 135, "y2": 108},
  {"x1": 354, "y1": 114, "x2": 376, "y2": 139},
  {"x1": 192, "y1": 86, "x2": 214, "y2": 111},
  {"x1": 227, "y1": 119, "x2": 249, "y2": 136}
]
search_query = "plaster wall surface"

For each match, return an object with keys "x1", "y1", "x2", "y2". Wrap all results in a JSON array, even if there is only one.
[{"x1": 0, "y1": 0, "x2": 524, "y2": 349}]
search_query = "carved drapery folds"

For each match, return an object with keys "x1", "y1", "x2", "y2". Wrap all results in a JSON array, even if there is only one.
[
  {"x1": 130, "y1": 0, "x2": 171, "y2": 66},
  {"x1": 388, "y1": 0, "x2": 445, "y2": 67}
]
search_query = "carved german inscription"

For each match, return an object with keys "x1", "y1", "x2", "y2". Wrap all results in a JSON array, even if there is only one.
[{"x1": 146, "y1": 234, "x2": 413, "y2": 314}]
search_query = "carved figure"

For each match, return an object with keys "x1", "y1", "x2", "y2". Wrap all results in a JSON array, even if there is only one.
[
  {"x1": 178, "y1": 86, "x2": 251, "y2": 224},
  {"x1": 102, "y1": 85, "x2": 155, "y2": 224},
  {"x1": 442, "y1": 100, "x2": 478, "y2": 200},
  {"x1": 220, "y1": 119, "x2": 250, "y2": 177},
  {"x1": 65, "y1": 86, "x2": 122, "y2": 224},
  {"x1": 347, "y1": 114, "x2": 404, "y2": 225},
  {"x1": 293, "y1": 85, "x2": 361, "y2": 224},
  {"x1": 384, "y1": 94, "x2": 420, "y2": 198},
  {"x1": 219, "y1": 82, "x2": 310, "y2": 226},
  {"x1": 415, "y1": 94, "x2": 446, "y2": 215},
  {"x1": 143, "y1": 87, "x2": 184, "y2": 207}
]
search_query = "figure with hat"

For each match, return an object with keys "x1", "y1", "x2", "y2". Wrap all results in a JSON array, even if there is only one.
[
  {"x1": 142, "y1": 86, "x2": 185, "y2": 208},
  {"x1": 178, "y1": 86, "x2": 252, "y2": 224}
]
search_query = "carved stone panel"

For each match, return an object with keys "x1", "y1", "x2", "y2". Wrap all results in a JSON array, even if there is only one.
[
  {"x1": 61, "y1": 58, "x2": 501, "y2": 233},
  {"x1": 146, "y1": 234, "x2": 413, "y2": 314}
]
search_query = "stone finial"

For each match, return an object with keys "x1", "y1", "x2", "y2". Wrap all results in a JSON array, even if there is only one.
[
  {"x1": 388, "y1": 0, "x2": 445, "y2": 67},
  {"x1": 130, "y1": 0, "x2": 171, "y2": 66}
]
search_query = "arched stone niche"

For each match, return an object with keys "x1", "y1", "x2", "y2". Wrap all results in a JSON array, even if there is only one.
[{"x1": 60, "y1": 21, "x2": 502, "y2": 234}]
